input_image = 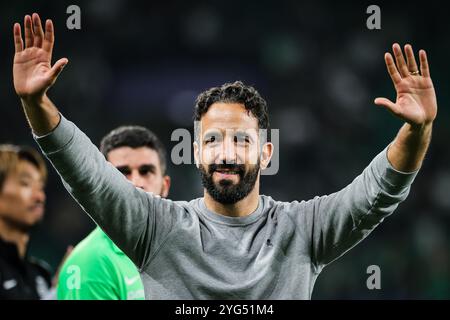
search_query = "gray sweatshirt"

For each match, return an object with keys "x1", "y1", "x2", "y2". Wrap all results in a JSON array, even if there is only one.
[{"x1": 35, "y1": 115, "x2": 418, "y2": 299}]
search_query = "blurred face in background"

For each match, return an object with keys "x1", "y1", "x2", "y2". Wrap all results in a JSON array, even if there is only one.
[
  {"x1": 0, "y1": 160, "x2": 46, "y2": 232},
  {"x1": 107, "y1": 146, "x2": 170, "y2": 197}
]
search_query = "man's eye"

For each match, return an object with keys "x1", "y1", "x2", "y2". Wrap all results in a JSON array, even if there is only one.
[
  {"x1": 118, "y1": 169, "x2": 131, "y2": 176},
  {"x1": 139, "y1": 168, "x2": 152, "y2": 175},
  {"x1": 19, "y1": 180, "x2": 31, "y2": 187},
  {"x1": 205, "y1": 136, "x2": 216, "y2": 144},
  {"x1": 234, "y1": 135, "x2": 250, "y2": 143}
]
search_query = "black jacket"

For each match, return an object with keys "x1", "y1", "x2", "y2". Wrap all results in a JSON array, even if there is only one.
[{"x1": 0, "y1": 237, "x2": 52, "y2": 300}]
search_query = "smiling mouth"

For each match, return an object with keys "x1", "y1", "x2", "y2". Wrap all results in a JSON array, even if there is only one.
[
  {"x1": 29, "y1": 203, "x2": 44, "y2": 214},
  {"x1": 215, "y1": 170, "x2": 240, "y2": 174},
  {"x1": 213, "y1": 170, "x2": 241, "y2": 180},
  {"x1": 209, "y1": 164, "x2": 245, "y2": 179}
]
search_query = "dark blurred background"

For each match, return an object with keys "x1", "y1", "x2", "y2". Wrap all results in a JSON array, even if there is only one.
[{"x1": 1, "y1": 0, "x2": 449, "y2": 299}]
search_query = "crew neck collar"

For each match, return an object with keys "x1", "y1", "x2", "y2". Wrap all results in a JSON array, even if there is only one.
[{"x1": 199, "y1": 196, "x2": 264, "y2": 226}]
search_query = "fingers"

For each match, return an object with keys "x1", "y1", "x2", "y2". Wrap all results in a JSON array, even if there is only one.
[
  {"x1": 48, "y1": 58, "x2": 69, "y2": 81},
  {"x1": 404, "y1": 44, "x2": 419, "y2": 73},
  {"x1": 384, "y1": 52, "x2": 402, "y2": 86},
  {"x1": 386, "y1": 43, "x2": 431, "y2": 81},
  {"x1": 13, "y1": 23, "x2": 24, "y2": 53},
  {"x1": 32, "y1": 13, "x2": 44, "y2": 48},
  {"x1": 24, "y1": 15, "x2": 33, "y2": 48},
  {"x1": 16, "y1": 14, "x2": 55, "y2": 53},
  {"x1": 419, "y1": 49, "x2": 431, "y2": 78},
  {"x1": 374, "y1": 97, "x2": 401, "y2": 116},
  {"x1": 392, "y1": 43, "x2": 410, "y2": 78},
  {"x1": 43, "y1": 19, "x2": 54, "y2": 53}
]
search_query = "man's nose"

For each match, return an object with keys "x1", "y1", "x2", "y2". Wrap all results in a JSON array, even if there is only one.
[
  {"x1": 219, "y1": 138, "x2": 237, "y2": 164},
  {"x1": 129, "y1": 171, "x2": 145, "y2": 189},
  {"x1": 34, "y1": 187, "x2": 46, "y2": 204}
]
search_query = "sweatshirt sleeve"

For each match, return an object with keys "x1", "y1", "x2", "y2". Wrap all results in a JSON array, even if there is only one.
[
  {"x1": 297, "y1": 146, "x2": 419, "y2": 271},
  {"x1": 34, "y1": 114, "x2": 182, "y2": 269}
]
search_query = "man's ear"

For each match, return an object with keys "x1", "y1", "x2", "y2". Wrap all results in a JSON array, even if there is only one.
[
  {"x1": 161, "y1": 175, "x2": 171, "y2": 198},
  {"x1": 260, "y1": 142, "x2": 274, "y2": 170},
  {"x1": 193, "y1": 141, "x2": 200, "y2": 169}
]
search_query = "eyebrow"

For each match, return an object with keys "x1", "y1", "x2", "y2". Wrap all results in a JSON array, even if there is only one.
[
  {"x1": 203, "y1": 130, "x2": 222, "y2": 140},
  {"x1": 203, "y1": 130, "x2": 256, "y2": 143},
  {"x1": 115, "y1": 164, "x2": 157, "y2": 172},
  {"x1": 18, "y1": 172, "x2": 32, "y2": 178},
  {"x1": 138, "y1": 164, "x2": 156, "y2": 172},
  {"x1": 18, "y1": 171, "x2": 38, "y2": 181},
  {"x1": 234, "y1": 130, "x2": 255, "y2": 142},
  {"x1": 17, "y1": 171, "x2": 44, "y2": 186}
]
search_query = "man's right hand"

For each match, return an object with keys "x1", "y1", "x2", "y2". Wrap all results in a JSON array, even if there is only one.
[
  {"x1": 13, "y1": 13, "x2": 68, "y2": 100},
  {"x1": 13, "y1": 13, "x2": 68, "y2": 136}
]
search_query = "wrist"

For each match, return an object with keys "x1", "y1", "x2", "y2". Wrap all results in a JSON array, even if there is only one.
[
  {"x1": 19, "y1": 94, "x2": 60, "y2": 136},
  {"x1": 20, "y1": 93, "x2": 47, "y2": 107},
  {"x1": 407, "y1": 121, "x2": 433, "y2": 134}
]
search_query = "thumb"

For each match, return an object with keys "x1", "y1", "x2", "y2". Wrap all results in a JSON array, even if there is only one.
[
  {"x1": 65, "y1": 245, "x2": 74, "y2": 256},
  {"x1": 374, "y1": 97, "x2": 401, "y2": 116},
  {"x1": 48, "y1": 58, "x2": 69, "y2": 81}
]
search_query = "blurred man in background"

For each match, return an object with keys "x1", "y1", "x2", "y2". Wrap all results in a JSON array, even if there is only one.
[
  {"x1": 0, "y1": 144, "x2": 51, "y2": 299},
  {"x1": 57, "y1": 126, "x2": 170, "y2": 300}
]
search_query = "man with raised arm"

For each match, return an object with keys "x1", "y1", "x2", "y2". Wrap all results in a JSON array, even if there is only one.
[{"x1": 12, "y1": 13, "x2": 437, "y2": 299}]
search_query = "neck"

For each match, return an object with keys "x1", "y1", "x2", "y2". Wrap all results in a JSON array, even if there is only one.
[
  {"x1": 0, "y1": 218, "x2": 29, "y2": 259},
  {"x1": 204, "y1": 176, "x2": 260, "y2": 217}
]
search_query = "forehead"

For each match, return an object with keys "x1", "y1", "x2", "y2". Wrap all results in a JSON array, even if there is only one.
[
  {"x1": 107, "y1": 147, "x2": 161, "y2": 168},
  {"x1": 200, "y1": 102, "x2": 259, "y2": 133},
  {"x1": 13, "y1": 160, "x2": 42, "y2": 181}
]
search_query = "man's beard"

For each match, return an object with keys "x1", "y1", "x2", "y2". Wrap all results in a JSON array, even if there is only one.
[{"x1": 199, "y1": 160, "x2": 260, "y2": 205}]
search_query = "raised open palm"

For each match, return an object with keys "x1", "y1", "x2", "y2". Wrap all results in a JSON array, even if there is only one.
[
  {"x1": 375, "y1": 43, "x2": 437, "y2": 128},
  {"x1": 13, "y1": 14, "x2": 68, "y2": 99}
]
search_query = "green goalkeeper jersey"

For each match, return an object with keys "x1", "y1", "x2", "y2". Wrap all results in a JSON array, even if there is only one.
[{"x1": 57, "y1": 227, "x2": 145, "y2": 300}]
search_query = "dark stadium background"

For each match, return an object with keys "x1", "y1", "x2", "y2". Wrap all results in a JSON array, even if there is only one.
[{"x1": 1, "y1": 0, "x2": 448, "y2": 299}]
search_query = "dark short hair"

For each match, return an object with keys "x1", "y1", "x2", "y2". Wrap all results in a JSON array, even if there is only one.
[
  {"x1": 194, "y1": 81, "x2": 269, "y2": 130},
  {"x1": 0, "y1": 144, "x2": 47, "y2": 191},
  {"x1": 99, "y1": 126, "x2": 167, "y2": 175}
]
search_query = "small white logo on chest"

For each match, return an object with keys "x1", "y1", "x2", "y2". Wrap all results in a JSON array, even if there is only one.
[
  {"x1": 124, "y1": 276, "x2": 140, "y2": 286},
  {"x1": 3, "y1": 279, "x2": 18, "y2": 290}
]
